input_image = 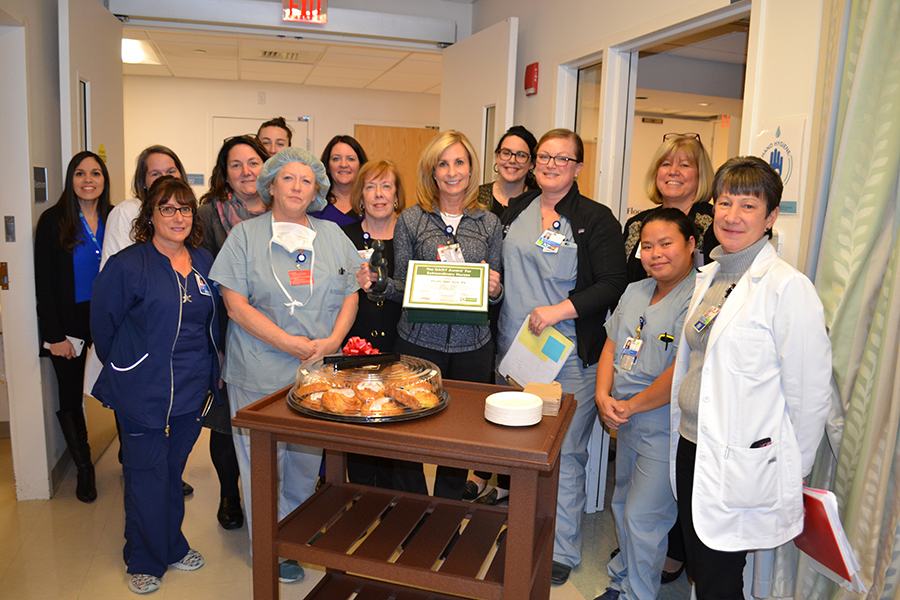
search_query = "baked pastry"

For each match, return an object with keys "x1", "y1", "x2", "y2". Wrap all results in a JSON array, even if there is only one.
[
  {"x1": 322, "y1": 388, "x2": 360, "y2": 414},
  {"x1": 361, "y1": 397, "x2": 404, "y2": 417},
  {"x1": 354, "y1": 380, "x2": 386, "y2": 403},
  {"x1": 296, "y1": 380, "x2": 332, "y2": 397},
  {"x1": 389, "y1": 386, "x2": 440, "y2": 410},
  {"x1": 300, "y1": 391, "x2": 324, "y2": 411}
]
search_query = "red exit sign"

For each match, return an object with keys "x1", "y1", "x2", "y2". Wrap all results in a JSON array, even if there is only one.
[{"x1": 283, "y1": 0, "x2": 327, "y2": 24}]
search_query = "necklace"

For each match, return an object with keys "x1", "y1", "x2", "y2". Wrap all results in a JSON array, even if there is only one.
[
  {"x1": 176, "y1": 272, "x2": 192, "y2": 304},
  {"x1": 439, "y1": 209, "x2": 463, "y2": 219}
]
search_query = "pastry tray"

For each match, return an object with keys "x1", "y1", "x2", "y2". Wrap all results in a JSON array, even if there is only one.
[{"x1": 286, "y1": 355, "x2": 450, "y2": 424}]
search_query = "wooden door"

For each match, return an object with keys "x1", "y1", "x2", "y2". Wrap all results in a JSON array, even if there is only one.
[{"x1": 354, "y1": 125, "x2": 439, "y2": 210}]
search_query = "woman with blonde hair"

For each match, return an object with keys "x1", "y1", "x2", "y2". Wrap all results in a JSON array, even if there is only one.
[
  {"x1": 623, "y1": 133, "x2": 717, "y2": 283},
  {"x1": 358, "y1": 130, "x2": 502, "y2": 499}
]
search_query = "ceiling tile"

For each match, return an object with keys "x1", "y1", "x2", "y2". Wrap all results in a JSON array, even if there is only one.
[
  {"x1": 123, "y1": 30, "x2": 149, "y2": 40},
  {"x1": 425, "y1": 83, "x2": 441, "y2": 95},
  {"x1": 317, "y1": 52, "x2": 401, "y2": 70},
  {"x1": 389, "y1": 58, "x2": 441, "y2": 75},
  {"x1": 240, "y1": 71, "x2": 305, "y2": 84},
  {"x1": 303, "y1": 75, "x2": 369, "y2": 89},
  {"x1": 325, "y1": 44, "x2": 409, "y2": 59},
  {"x1": 410, "y1": 52, "x2": 441, "y2": 63},
  {"x1": 148, "y1": 31, "x2": 238, "y2": 46},
  {"x1": 123, "y1": 64, "x2": 171, "y2": 76},
  {"x1": 372, "y1": 70, "x2": 440, "y2": 87},
  {"x1": 309, "y1": 65, "x2": 381, "y2": 82},
  {"x1": 164, "y1": 55, "x2": 237, "y2": 70},
  {"x1": 168, "y1": 67, "x2": 238, "y2": 80},
  {"x1": 240, "y1": 60, "x2": 313, "y2": 77},
  {"x1": 155, "y1": 40, "x2": 238, "y2": 60},
  {"x1": 240, "y1": 38, "x2": 325, "y2": 64},
  {"x1": 366, "y1": 79, "x2": 434, "y2": 93}
]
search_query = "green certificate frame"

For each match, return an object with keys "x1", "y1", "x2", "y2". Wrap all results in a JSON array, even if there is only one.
[{"x1": 402, "y1": 261, "x2": 489, "y2": 325}]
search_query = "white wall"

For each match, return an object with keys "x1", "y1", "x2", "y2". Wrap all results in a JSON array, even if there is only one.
[
  {"x1": 472, "y1": 0, "x2": 824, "y2": 268},
  {"x1": 739, "y1": 0, "x2": 823, "y2": 267},
  {"x1": 123, "y1": 76, "x2": 440, "y2": 200}
]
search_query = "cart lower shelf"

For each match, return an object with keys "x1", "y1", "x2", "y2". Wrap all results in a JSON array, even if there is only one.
[{"x1": 279, "y1": 483, "x2": 554, "y2": 600}]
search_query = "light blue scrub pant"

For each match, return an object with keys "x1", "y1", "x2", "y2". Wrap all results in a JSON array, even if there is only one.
[
  {"x1": 607, "y1": 437, "x2": 677, "y2": 600},
  {"x1": 553, "y1": 360, "x2": 599, "y2": 568},
  {"x1": 230, "y1": 386, "x2": 322, "y2": 542}
]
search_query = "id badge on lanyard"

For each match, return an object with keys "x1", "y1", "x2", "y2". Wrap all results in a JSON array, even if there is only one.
[
  {"x1": 438, "y1": 225, "x2": 464, "y2": 262},
  {"x1": 620, "y1": 316, "x2": 644, "y2": 371},
  {"x1": 535, "y1": 220, "x2": 565, "y2": 253},
  {"x1": 693, "y1": 282, "x2": 736, "y2": 334},
  {"x1": 289, "y1": 252, "x2": 314, "y2": 285}
]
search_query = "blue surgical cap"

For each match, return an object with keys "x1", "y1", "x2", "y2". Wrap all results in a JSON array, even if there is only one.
[{"x1": 256, "y1": 147, "x2": 330, "y2": 212}]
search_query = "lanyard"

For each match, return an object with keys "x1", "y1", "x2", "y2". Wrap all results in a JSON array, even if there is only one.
[
  {"x1": 78, "y1": 211, "x2": 102, "y2": 254},
  {"x1": 693, "y1": 282, "x2": 736, "y2": 335}
]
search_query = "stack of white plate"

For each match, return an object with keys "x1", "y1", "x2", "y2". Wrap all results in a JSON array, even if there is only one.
[{"x1": 484, "y1": 391, "x2": 543, "y2": 427}]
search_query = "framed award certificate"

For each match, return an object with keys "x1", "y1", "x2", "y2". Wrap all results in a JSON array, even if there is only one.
[{"x1": 402, "y1": 261, "x2": 489, "y2": 325}]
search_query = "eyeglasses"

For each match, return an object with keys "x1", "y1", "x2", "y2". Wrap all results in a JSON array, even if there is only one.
[
  {"x1": 157, "y1": 205, "x2": 195, "y2": 218},
  {"x1": 663, "y1": 132, "x2": 702, "y2": 144},
  {"x1": 535, "y1": 153, "x2": 579, "y2": 167},
  {"x1": 223, "y1": 134, "x2": 258, "y2": 143},
  {"x1": 497, "y1": 148, "x2": 531, "y2": 163}
]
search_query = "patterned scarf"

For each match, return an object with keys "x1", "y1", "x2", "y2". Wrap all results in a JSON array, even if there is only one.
[{"x1": 216, "y1": 194, "x2": 267, "y2": 233}]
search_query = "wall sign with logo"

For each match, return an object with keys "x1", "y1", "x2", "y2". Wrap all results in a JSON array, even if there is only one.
[
  {"x1": 752, "y1": 116, "x2": 806, "y2": 215},
  {"x1": 283, "y1": 0, "x2": 327, "y2": 24}
]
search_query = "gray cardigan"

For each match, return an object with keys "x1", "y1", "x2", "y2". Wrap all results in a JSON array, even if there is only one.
[{"x1": 386, "y1": 204, "x2": 502, "y2": 353}]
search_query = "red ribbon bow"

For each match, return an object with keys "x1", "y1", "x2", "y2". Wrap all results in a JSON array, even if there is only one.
[{"x1": 342, "y1": 337, "x2": 380, "y2": 356}]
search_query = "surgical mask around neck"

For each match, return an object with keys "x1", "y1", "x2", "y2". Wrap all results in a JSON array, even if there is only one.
[
  {"x1": 269, "y1": 216, "x2": 316, "y2": 315},
  {"x1": 271, "y1": 220, "x2": 317, "y2": 253}
]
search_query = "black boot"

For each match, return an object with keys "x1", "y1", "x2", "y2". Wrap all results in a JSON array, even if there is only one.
[{"x1": 56, "y1": 410, "x2": 97, "y2": 503}]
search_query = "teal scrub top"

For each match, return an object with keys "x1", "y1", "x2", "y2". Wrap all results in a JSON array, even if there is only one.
[{"x1": 210, "y1": 214, "x2": 360, "y2": 394}]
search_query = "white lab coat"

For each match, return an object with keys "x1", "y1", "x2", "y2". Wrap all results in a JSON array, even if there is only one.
[{"x1": 669, "y1": 242, "x2": 832, "y2": 552}]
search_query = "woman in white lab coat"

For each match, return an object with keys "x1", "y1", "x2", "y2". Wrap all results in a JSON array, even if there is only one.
[{"x1": 669, "y1": 155, "x2": 832, "y2": 600}]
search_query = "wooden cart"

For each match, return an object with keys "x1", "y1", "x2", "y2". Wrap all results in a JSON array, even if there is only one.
[{"x1": 233, "y1": 380, "x2": 575, "y2": 600}]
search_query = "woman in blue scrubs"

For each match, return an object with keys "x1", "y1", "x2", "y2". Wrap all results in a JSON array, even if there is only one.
[
  {"x1": 498, "y1": 129, "x2": 627, "y2": 585},
  {"x1": 594, "y1": 208, "x2": 697, "y2": 600}
]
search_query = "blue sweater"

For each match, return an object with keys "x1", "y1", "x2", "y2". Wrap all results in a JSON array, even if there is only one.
[{"x1": 90, "y1": 242, "x2": 220, "y2": 429}]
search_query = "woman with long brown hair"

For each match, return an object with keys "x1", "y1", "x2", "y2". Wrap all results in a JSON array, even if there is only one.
[{"x1": 35, "y1": 150, "x2": 112, "y2": 504}]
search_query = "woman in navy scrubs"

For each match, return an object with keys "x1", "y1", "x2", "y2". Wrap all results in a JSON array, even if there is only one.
[{"x1": 91, "y1": 177, "x2": 220, "y2": 595}]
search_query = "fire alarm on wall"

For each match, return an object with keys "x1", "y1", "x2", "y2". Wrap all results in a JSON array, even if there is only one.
[{"x1": 525, "y1": 62, "x2": 538, "y2": 96}]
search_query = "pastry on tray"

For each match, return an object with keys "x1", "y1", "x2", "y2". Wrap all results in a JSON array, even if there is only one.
[
  {"x1": 289, "y1": 354, "x2": 446, "y2": 420},
  {"x1": 322, "y1": 388, "x2": 360, "y2": 414},
  {"x1": 389, "y1": 386, "x2": 441, "y2": 410},
  {"x1": 361, "y1": 397, "x2": 404, "y2": 417}
]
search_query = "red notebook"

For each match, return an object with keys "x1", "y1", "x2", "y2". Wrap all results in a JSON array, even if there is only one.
[{"x1": 793, "y1": 488, "x2": 851, "y2": 580}]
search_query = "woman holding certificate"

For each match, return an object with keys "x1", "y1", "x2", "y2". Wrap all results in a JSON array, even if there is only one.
[
  {"x1": 357, "y1": 130, "x2": 502, "y2": 500},
  {"x1": 498, "y1": 129, "x2": 627, "y2": 585}
]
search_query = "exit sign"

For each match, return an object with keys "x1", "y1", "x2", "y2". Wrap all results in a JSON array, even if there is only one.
[{"x1": 283, "y1": 0, "x2": 327, "y2": 24}]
